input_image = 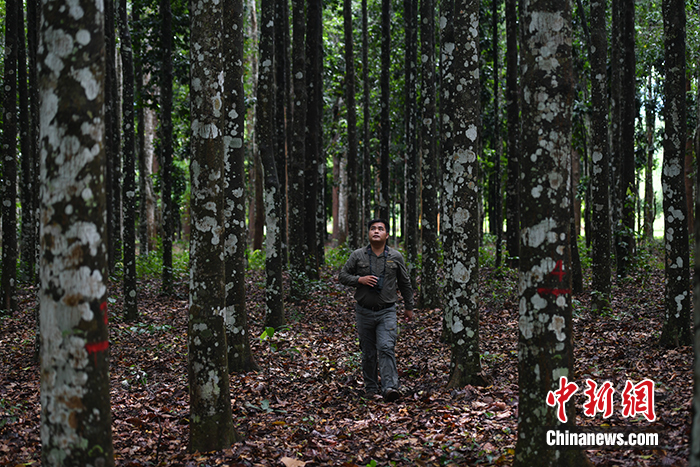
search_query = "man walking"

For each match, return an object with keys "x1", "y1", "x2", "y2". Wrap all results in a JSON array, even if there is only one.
[{"x1": 339, "y1": 219, "x2": 414, "y2": 402}]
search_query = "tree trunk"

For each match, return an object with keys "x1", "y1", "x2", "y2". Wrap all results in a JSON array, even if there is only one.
[
  {"x1": 404, "y1": 0, "x2": 418, "y2": 288},
  {"x1": 119, "y1": 0, "x2": 138, "y2": 321},
  {"x1": 643, "y1": 72, "x2": 655, "y2": 243},
  {"x1": 419, "y1": 0, "x2": 440, "y2": 309},
  {"x1": 504, "y1": 0, "x2": 520, "y2": 268},
  {"x1": 161, "y1": 0, "x2": 174, "y2": 295},
  {"x1": 288, "y1": 0, "x2": 308, "y2": 301},
  {"x1": 589, "y1": 0, "x2": 612, "y2": 312},
  {"x1": 378, "y1": 0, "x2": 391, "y2": 220},
  {"x1": 345, "y1": 0, "x2": 360, "y2": 249},
  {"x1": 2, "y1": 0, "x2": 18, "y2": 313},
  {"x1": 224, "y1": 0, "x2": 258, "y2": 373},
  {"x1": 106, "y1": 0, "x2": 122, "y2": 273},
  {"x1": 18, "y1": 0, "x2": 35, "y2": 284},
  {"x1": 188, "y1": 0, "x2": 238, "y2": 451},
  {"x1": 305, "y1": 0, "x2": 322, "y2": 278},
  {"x1": 362, "y1": 0, "x2": 372, "y2": 230},
  {"x1": 659, "y1": 0, "x2": 691, "y2": 348},
  {"x1": 492, "y1": 0, "x2": 503, "y2": 269},
  {"x1": 259, "y1": 0, "x2": 286, "y2": 329},
  {"x1": 444, "y1": 0, "x2": 490, "y2": 388},
  {"x1": 274, "y1": 0, "x2": 289, "y2": 265},
  {"x1": 39, "y1": 0, "x2": 114, "y2": 463},
  {"x1": 616, "y1": 0, "x2": 637, "y2": 277},
  {"x1": 439, "y1": 0, "x2": 455, "y2": 344},
  {"x1": 514, "y1": 0, "x2": 590, "y2": 463}
]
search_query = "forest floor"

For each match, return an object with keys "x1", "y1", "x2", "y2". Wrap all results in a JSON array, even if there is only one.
[{"x1": 0, "y1": 244, "x2": 693, "y2": 466}]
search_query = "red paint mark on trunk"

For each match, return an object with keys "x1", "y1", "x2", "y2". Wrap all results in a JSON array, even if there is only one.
[
  {"x1": 537, "y1": 287, "x2": 571, "y2": 297},
  {"x1": 86, "y1": 340, "x2": 109, "y2": 354},
  {"x1": 100, "y1": 301, "x2": 108, "y2": 325}
]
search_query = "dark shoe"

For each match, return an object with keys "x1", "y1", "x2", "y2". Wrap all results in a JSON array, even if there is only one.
[{"x1": 383, "y1": 388, "x2": 402, "y2": 402}]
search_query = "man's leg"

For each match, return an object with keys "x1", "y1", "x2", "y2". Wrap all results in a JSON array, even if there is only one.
[
  {"x1": 376, "y1": 306, "x2": 399, "y2": 395},
  {"x1": 355, "y1": 305, "x2": 379, "y2": 394}
]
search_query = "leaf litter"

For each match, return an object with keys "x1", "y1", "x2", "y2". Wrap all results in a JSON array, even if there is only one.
[{"x1": 0, "y1": 264, "x2": 691, "y2": 466}]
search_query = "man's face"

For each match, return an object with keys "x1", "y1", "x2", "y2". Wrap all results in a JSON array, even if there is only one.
[{"x1": 369, "y1": 222, "x2": 388, "y2": 243}]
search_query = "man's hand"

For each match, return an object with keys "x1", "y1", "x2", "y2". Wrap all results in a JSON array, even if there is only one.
[
  {"x1": 358, "y1": 275, "x2": 379, "y2": 287},
  {"x1": 404, "y1": 309, "x2": 414, "y2": 321}
]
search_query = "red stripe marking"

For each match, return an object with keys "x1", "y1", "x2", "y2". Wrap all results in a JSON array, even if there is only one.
[
  {"x1": 537, "y1": 287, "x2": 571, "y2": 297},
  {"x1": 86, "y1": 341, "x2": 109, "y2": 354}
]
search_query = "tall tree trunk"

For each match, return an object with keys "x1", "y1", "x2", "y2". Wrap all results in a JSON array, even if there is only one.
[
  {"x1": 160, "y1": 0, "x2": 174, "y2": 295},
  {"x1": 445, "y1": 0, "x2": 490, "y2": 388},
  {"x1": 345, "y1": 0, "x2": 360, "y2": 249},
  {"x1": 362, "y1": 0, "x2": 372, "y2": 229},
  {"x1": 288, "y1": 0, "x2": 307, "y2": 301},
  {"x1": 617, "y1": 0, "x2": 637, "y2": 277},
  {"x1": 514, "y1": 0, "x2": 589, "y2": 463},
  {"x1": 39, "y1": 0, "x2": 114, "y2": 463},
  {"x1": 419, "y1": 0, "x2": 440, "y2": 309},
  {"x1": 644, "y1": 72, "x2": 656, "y2": 243},
  {"x1": 492, "y1": 0, "x2": 503, "y2": 269},
  {"x1": 610, "y1": 0, "x2": 621, "y2": 272},
  {"x1": 439, "y1": 0, "x2": 455, "y2": 345},
  {"x1": 259, "y1": 0, "x2": 286, "y2": 328},
  {"x1": 119, "y1": 0, "x2": 138, "y2": 321},
  {"x1": 693, "y1": 71, "x2": 700, "y2": 467},
  {"x1": 305, "y1": 0, "x2": 322, "y2": 278},
  {"x1": 18, "y1": 0, "x2": 35, "y2": 284},
  {"x1": 224, "y1": 0, "x2": 258, "y2": 372},
  {"x1": 2, "y1": 0, "x2": 18, "y2": 313},
  {"x1": 404, "y1": 0, "x2": 418, "y2": 288},
  {"x1": 107, "y1": 0, "x2": 122, "y2": 272},
  {"x1": 589, "y1": 0, "x2": 612, "y2": 312},
  {"x1": 659, "y1": 0, "x2": 691, "y2": 348},
  {"x1": 188, "y1": 0, "x2": 238, "y2": 451},
  {"x1": 274, "y1": 0, "x2": 289, "y2": 265},
  {"x1": 378, "y1": 0, "x2": 391, "y2": 220},
  {"x1": 28, "y1": 0, "x2": 40, "y2": 287},
  {"x1": 504, "y1": 0, "x2": 520, "y2": 268}
]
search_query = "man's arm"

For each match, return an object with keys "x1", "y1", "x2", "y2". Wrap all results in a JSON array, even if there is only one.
[{"x1": 338, "y1": 251, "x2": 360, "y2": 287}]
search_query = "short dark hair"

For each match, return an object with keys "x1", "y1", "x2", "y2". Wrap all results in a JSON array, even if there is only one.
[{"x1": 368, "y1": 218, "x2": 390, "y2": 232}]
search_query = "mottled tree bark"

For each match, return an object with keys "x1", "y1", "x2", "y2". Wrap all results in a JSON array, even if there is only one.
[
  {"x1": 492, "y1": 0, "x2": 503, "y2": 269},
  {"x1": 616, "y1": 0, "x2": 637, "y2": 277},
  {"x1": 361, "y1": 0, "x2": 371, "y2": 229},
  {"x1": 188, "y1": 0, "x2": 238, "y2": 451},
  {"x1": 404, "y1": 0, "x2": 418, "y2": 289},
  {"x1": 345, "y1": 0, "x2": 360, "y2": 249},
  {"x1": 589, "y1": 0, "x2": 612, "y2": 312},
  {"x1": 439, "y1": 0, "x2": 454, "y2": 312},
  {"x1": 505, "y1": 0, "x2": 520, "y2": 268},
  {"x1": 419, "y1": 0, "x2": 440, "y2": 310},
  {"x1": 258, "y1": 0, "x2": 286, "y2": 328},
  {"x1": 444, "y1": 0, "x2": 489, "y2": 388},
  {"x1": 2, "y1": 0, "x2": 18, "y2": 313},
  {"x1": 38, "y1": 0, "x2": 114, "y2": 463},
  {"x1": 305, "y1": 0, "x2": 322, "y2": 279},
  {"x1": 28, "y1": 0, "x2": 41, "y2": 287},
  {"x1": 18, "y1": 0, "x2": 36, "y2": 284},
  {"x1": 514, "y1": 0, "x2": 589, "y2": 464},
  {"x1": 693, "y1": 71, "x2": 700, "y2": 467},
  {"x1": 160, "y1": 0, "x2": 174, "y2": 295},
  {"x1": 378, "y1": 0, "x2": 391, "y2": 220},
  {"x1": 119, "y1": 0, "x2": 138, "y2": 321},
  {"x1": 659, "y1": 0, "x2": 691, "y2": 348},
  {"x1": 643, "y1": 73, "x2": 656, "y2": 243},
  {"x1": 288, "y1": 0, "x2": 307, "y2": 301},
  {"x1": 274, "y1": 0, "x2": 289, "y2": 265},
  {"x1": 224, "y1": 0, "x2": 258, "y2": 373}
]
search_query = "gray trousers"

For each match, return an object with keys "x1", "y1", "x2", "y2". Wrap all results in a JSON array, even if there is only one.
[{"x1": 355, "y1": 303, "x2": 398, "y2": 394}]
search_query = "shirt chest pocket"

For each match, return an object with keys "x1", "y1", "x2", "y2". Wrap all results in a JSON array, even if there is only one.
[
  {"x1": 385, "y1": 260, "x2": 398, "y2": 277},
  {"x1": 357, "y1": 260, "x2": 371, "y2": 276}
]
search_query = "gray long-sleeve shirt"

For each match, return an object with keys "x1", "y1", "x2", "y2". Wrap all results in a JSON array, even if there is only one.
[{"x1": 338, "y1": 245, "x2": 415, "y2": 310}]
